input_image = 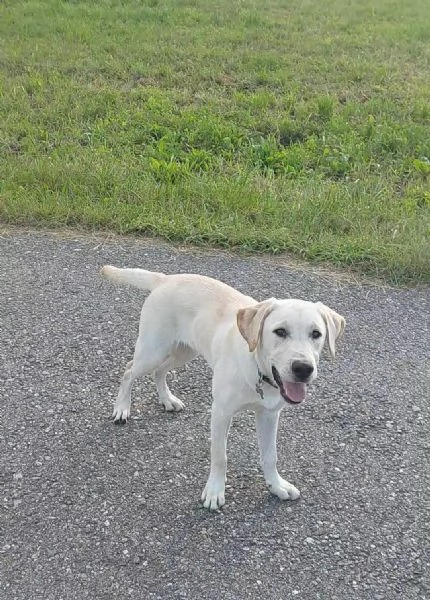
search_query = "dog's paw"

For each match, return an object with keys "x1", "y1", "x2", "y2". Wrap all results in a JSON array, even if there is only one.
[
  {"x1": 268, "y1": 477, "x2": 300, "y2": 501},
  {"x1": 112, "y1": 405, "x2": 130, "y2": 423},
  {"x1": 161, "y1": 394, "x2": 185, "y2": 412},
  {"x1": 201, "y1": 480, "x2": 225, "y2": 510}
]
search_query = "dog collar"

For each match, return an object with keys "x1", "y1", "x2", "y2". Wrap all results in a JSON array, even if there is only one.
[{"x1": 256, "y1": 368, "x2": 278, "y2": 399}]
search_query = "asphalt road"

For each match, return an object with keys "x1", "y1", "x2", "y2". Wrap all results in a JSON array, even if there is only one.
[{"x1": 1, "y1": 230, "x2": 429, "y2": 600}]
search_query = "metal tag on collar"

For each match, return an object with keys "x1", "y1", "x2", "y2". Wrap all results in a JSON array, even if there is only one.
[{"x1": 256, "y1": 370, "x2": 265, "y2": 399}]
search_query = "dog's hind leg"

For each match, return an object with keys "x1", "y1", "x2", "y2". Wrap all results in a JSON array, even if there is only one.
[
  {"x1": 112, "y1": 322, "x2": 174, "y2": 423},
  {"x1": 153, "y1": 344, "x2": 197, "y2": 412}
]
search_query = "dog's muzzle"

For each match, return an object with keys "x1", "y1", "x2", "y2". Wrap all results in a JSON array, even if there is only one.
[{"x1": 272, "y1": 366, "x2": 307, "y2": 404}]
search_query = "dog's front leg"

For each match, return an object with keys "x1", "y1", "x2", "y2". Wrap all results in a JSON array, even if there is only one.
[
  {"x1": 201, "y1": 406, "x2": 232, "y2": 510},
  {"x1": 255, "y1": 408, "x2": 300, "y2": 501}
]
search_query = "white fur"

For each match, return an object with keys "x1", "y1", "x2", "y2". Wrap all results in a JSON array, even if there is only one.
[{"x1": 101, "y1": 266, "x2": 345, "y2": 510}]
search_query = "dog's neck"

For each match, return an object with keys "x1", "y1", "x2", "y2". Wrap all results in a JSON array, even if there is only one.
[
  {"x1": 255, "y1": 368, "x2": 277, "y2": 399},
  {"x1": 235, "y1": 335, "x2": 279, "y2": 401},
  {"x1": 253, "y1": 345, "x2": 278, "y2": 399}
]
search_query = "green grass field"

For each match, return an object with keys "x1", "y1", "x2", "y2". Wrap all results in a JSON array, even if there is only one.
[{"x1": 1, "y1": 0, "x2": 429, "y2": 283}]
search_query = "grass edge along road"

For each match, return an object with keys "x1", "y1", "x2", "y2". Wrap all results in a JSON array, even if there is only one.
[{"x1": 1, "y1": 0, "x2": 429, "y2": 284}]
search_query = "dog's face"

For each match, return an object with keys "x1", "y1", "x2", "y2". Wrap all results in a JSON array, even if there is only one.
[{"x1": 237, "y1": 299, "x2": 345, "y2": 405}]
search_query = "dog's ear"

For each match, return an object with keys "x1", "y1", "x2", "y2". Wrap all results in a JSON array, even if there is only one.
[
  {"x1": 316, "y1": 302, "x2": 345, "y2": 358},
  {"x1": 237, "y1": 299, "x2": 277, "y2": 352}
]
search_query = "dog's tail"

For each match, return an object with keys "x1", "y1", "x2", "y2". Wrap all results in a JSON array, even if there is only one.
[{"x1": 100, "y1": 265, "x2": 167, "y2": 291}]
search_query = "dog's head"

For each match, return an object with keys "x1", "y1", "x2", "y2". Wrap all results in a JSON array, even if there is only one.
[{"x1": 237, "y1": 299, "x2": 345, "y2": 405}]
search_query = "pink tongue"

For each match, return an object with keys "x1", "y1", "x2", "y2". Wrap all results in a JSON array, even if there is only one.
[{"x1": 284, "y1": 382, "x2": 307, "y2": 403}]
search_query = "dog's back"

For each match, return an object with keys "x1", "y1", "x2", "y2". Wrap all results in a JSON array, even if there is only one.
[{"x1": 101, "y1": 266, "x2": 255, "y2": 362}]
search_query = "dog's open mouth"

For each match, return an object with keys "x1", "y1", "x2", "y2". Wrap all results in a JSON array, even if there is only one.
[{"x1": 272, "y1": 366, "x2": 307, "y2": 404}]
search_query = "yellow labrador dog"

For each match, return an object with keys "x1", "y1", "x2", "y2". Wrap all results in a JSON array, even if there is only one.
[{"x1": 101, "y1": 266, "x2": 345, "y2": 510}]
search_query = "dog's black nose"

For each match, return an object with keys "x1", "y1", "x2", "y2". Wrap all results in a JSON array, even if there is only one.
[{"x1": 292, "y1": 361, "x2": 314, "y2": 381}]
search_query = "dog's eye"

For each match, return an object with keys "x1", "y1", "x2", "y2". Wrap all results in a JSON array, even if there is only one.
[
  {"x1": 274, "y1": 328, "x2": 288, "y2": 338},
  {"x1": 311, "y1": 329, "x2": 322, "y2": 339}
]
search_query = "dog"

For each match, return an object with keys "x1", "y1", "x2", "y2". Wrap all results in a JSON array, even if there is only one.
[{"x1": 101, "y1": 266, "x2": 345, "y2": 510}]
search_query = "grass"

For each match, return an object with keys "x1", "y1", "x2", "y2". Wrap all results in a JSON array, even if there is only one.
[{"x1": 1, "y1": 0, "x2": 429, "y2": 284}]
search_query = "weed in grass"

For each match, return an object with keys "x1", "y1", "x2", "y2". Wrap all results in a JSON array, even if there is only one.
[
  {"x1": 316, "y1": 96, "x2": 335, "y2": 122},
  {"x1": 412, "y1": 157, "x2": 430, "y2": 179}
]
